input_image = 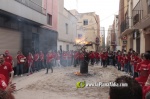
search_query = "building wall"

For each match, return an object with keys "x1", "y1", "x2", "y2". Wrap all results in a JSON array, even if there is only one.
[
  {"x1": 118, "y1": 0, "x2": 124, "y2": 50},
  {"x1": 100, "y1": 27, "x2": 105, "y2": 48},
  {"x1": 57, "y1": 0, "x2": 77, "y2": 51},
  {"x1": 0, "y1": 0, "x2": 47, "y2": 24},
  {"x1": 141, "y1": 0, "x2": 148, "y2": 16},
  {"x1": 76, "y1": 12, "x2": 99, "y2": 51},
  {"x1": 42, "y1": 0, "x2": 58, "y2": 31}
]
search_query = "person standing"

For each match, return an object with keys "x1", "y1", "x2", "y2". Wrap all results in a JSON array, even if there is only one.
[
  {"x1": 39, "y1": 51, "x2": 45, "y2": 69},
  {"x1": 16, "y1": 51, "x2": 26, "y2": 76},
  {"x1": 4, "y1": 50, "x2": 13, "y2": 66},
  {"x1": 27, "y1": 52, "x2": 33, "y2": 76},
  {"x1": 46, "y1": 51, "x2": 53, "y2": 74},
  {"x1": 0, "y1": 74, "x2": 16, "y2": 99},
  {"x1": 34, "y1": 51, "x2": 39, "y2": 72},
  {"x1": 0, "y1": 54, "x2": 14, "y2": 85},
  {"x1": 56, "y1": 51, "x2": 61, "y2": 67}
]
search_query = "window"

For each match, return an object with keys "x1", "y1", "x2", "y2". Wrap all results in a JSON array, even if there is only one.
[
  {"x1": 78, "y1": 34, "x2": 82, "y2": 39},
  {"x1": 83, "y1": 19, "x2": 88, "y2": 25},
  {"x1": 47, "y1": 14, "x2": 52, "y2": 25},
  {"x1": 66, "y1": 45, "x2": 69, "y2": 51},
  {"x1": 66, "y1": 23, "x2": 68, "y2": 34}
]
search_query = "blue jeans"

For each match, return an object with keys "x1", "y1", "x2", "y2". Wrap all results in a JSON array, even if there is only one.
[
  {"x1": 131, "y1": 65, "x2": 134, "y2": 76},
  {"x1": 124, "y1": 63, "x2": 128, "y2": 73},
  {"x1": 34, "y1": 61, "x2": 39, "y2": 71},
  {"x1": 16, "y1": 64, "x2": 24, "y2": 75}
]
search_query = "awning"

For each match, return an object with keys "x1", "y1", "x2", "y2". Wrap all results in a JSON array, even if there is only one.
[{"x1": 133, "y1": 14, "x2": 150, "y2": 29}]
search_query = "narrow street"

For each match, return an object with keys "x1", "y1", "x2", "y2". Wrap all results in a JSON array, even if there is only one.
[{"x1": 13, "y1": 65, "x2": 126, "y2": 99}]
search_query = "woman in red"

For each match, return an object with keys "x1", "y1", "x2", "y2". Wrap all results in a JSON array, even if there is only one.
[{"x1": 27, "y1": 52, "x2": 33, "y2": 76}]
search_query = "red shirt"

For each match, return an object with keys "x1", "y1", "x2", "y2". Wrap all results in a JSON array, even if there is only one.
[
  {"x1": 39, "y1": 53, "x2": 44, "y2": 61},
  {"x1": 0, "y1": 62, "x2": 13, "y2": 85},
  {"x1": 17, "y1": 54, "x2": 26, "y2": 64},
  {"x1": 143, "y1": 86, "x2": 150, "y2": 99},
  {"x1": 0, "y1": 74, "x2": 7, "y2": 90},
  {"x1": 95, "y1": 52, "x2": 99, "y2": 59},
  {"x1": 74, "y1": 52, "x2": 79, "y2": 59},
  {"x1": 27, "y1": 54, "x2": 33, "y2": 64},
  {"x1": 89, "y1": 52, "x2": 95, "y2": 59},
  {"x1": 136, "y1": 60, "x2": 150, "y2": 72},
  {"x1": 5, "y1": 55, "x2": 13, "y2": 65},
  {"x1": 101, "y1": 53, "x2": 106, "y2": 60},
  {"x1": 135, "y1": 76, "x2": 149, "y2": 87},
  {"x1": 118, "y1": 55, "x2": 122, "y2": 62},
  {"x1": 46, "y1": 53, "x2": 53, "y2": 63},
  {"x1": 62, "y1": 53, "x2": 67, "y2": 60},
  {"x1": 34, "y1": 53, "x2": 39, "y2": 61}
]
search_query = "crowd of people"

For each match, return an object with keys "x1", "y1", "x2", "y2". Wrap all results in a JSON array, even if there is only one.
[{"x1": 1, "y1": 48, "x2": 150, "y2": 99}]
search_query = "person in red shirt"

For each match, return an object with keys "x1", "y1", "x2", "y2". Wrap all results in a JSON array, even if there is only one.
[
  {"x1": 0, "y1": 74, "x2": 16, "y2": 99},
  {"x1": 46, "y1": 50, "x2": 53, "y2": 74},
  {"x1": 117, "y1": 52, "x2": 122, "y2": 70},
  {"x1": 101, "y1": 52, "x2": 107, "y2": 67},
  {"x1": 89, "y1": 51, "x2": 95, "y2": 66},
  {"x1": 16, "y1": 51, "x2": 26, "y2": 76},
  {"x1": 0, "y1": 54, "x2": 14, "y2": 85},
  {"x1": 39, "y1": 51, "x2": 45, "y2": 69},
  {"x1": 34, "y1": 51, "x2": 39, "y2": 72},
  {"x1": 95, "y1": 52, "x2": 100, "y2": 65},
  {"x1": 124, "y1": 53, "x2": 129, "y2": 73},
  {"x1": 4, "y1": 50, "x2": 13, "y2": 66},
  {"x1": 27, "y1": 52, "x2": 33, "y2": 76},
  {"x1": 135, "y1": 64, "x2": 149, "y2": 87}
]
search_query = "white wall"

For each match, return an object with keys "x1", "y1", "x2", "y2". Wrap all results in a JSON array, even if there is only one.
[
  {"x1": 58, "y1": 1, "x2": 77, "y2": 51},
  {"x1": 0, "y1": 0, "x2": 47, "y2": 24}
]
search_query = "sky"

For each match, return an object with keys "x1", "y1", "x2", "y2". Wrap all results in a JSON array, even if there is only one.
[{"x1": 64, "y1": 0, "x2": 119, "y2": 41}]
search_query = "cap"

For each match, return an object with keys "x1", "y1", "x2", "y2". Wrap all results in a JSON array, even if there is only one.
[{"x1": 139, "y1": 64, "x2": 150, "y2": 71}]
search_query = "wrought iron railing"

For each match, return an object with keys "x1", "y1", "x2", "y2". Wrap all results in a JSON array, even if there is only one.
[
  {"x1": 120, "y1": 19, "x2": 129, "y2": 33},
  {"x1": 15, "y1": 0, "x2": 46, "y2": 15},
  {"x1": 132, "y1": 0, "x2": 143, "y2": 25}
]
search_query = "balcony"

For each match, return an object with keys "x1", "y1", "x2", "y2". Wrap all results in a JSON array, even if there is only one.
[
  {"x1": 120, "y1": 19, "x2": 134, "y2": 37},
  {"x1": 0, "y1": 0, "x2": 47, "y2": 25},
  {"x1": 132, "y1": 0, "x2": 150, "y2": 29}
]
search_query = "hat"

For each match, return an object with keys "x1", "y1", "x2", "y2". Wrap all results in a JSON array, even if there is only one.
[
  {"x1": 5, "y1": 50, "x2": 9, "y2": 54},
  {"x1": 139, "y1": 64, "x2": 149, "y2": 71}
]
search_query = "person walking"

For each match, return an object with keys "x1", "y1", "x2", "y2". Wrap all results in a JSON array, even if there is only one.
[
  {"x1": 27, "y1": 52, "x2": 33, "y2": 76},
  {"x1": 45, "y1": 51, "x2": 53, "y2": 74}
]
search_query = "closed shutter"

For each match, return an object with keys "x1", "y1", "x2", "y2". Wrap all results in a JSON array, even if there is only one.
[{"x1": 0, "y1": 28, "x2": 21, "y2": 66}]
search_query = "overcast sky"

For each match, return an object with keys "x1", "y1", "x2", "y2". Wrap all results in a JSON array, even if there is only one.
[{"x1": 64, "y1": 0, "x2": 119, "y2": 39}]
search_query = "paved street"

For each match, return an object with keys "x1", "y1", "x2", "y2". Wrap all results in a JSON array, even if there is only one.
[{"x1": 13, "y1": 65, "x2": 126, "y2": 99}]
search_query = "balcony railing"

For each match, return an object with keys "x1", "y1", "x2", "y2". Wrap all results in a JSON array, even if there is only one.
[
  {"x1": 132, "y1": 0, "x2": 143, "y2": 25},
  {"x1": 15, "y1": 0, "x2": 46, "y2": 15},
  {"x1": 120, "y1": 19, "x2": 129, "y2": 33}
]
